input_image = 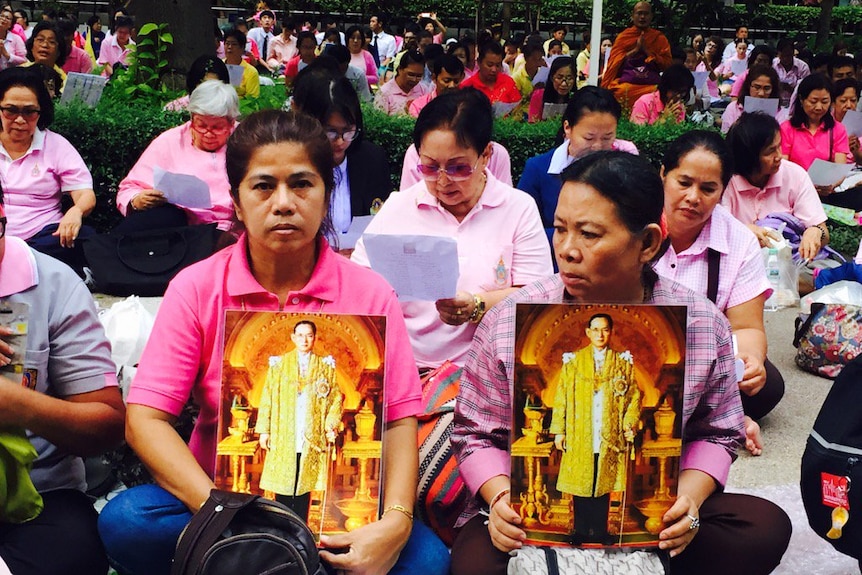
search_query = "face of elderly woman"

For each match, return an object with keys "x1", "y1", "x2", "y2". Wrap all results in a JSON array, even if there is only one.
[
  {"x1": 661, "y1": 148, "x2": 724, "y2": 241},
  {"x1": 553, "y1": 182, "x2": 657, "y2": 302},
  {"x1": 233, "y1": 141, "x2": 327, "y2": 258},
  {"x1": 32, "y1": 29, "x2": 60, "y2": 66},
  {"x1": 190, "y1": 114, "x2": 233, "y2": 152},
  {"x1": 0, "y1": 85, "x2": 40, "y2": 145},
  {"x1": 417, "y1": 128, "x2": 491, "y2": 221}
]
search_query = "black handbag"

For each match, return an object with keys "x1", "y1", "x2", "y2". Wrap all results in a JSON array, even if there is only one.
[
  {"x1": 171, "y1": 489, "x2": 327, "y2": 575},
  {"x1": 82, "y1": 224, "x2": 219, "y2": 296}
]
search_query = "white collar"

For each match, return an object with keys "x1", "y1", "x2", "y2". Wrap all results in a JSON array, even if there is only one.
[{"x1": 547, "y1": 140, "x2": 575, "y2": 175}]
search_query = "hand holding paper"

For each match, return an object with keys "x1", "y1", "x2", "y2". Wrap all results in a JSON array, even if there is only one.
[{"x1": 152, "y1": 166, "x2": 213, "y2": 209}]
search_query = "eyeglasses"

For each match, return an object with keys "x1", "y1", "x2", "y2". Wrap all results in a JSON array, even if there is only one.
[
  {"x1": 0, "y1": 216, "x2": 6, "y2": 239},
  {"x1": 0, "y1": 106, "x2": 40, "y2": 120},
  {"x1": 33, "y1": 36, "x2": 58, "y2": 47},
  {"x1": 416, "y1": 157, "x2": 481, "y2": 181},
  {"x1": 324, "y1": 127, "x2": 360, "y2": 143},
  {"x1": 553, "y1": 75, "x2": 575, "y2": 85},
  {"x1": 191, "y1": 119, "x2": 232, "y2": 136}
]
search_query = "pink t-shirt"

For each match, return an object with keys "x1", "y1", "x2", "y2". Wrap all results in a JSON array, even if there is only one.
[
  {"x1": 780, "y1": 119, "x2": 851, "y2": 170},
  {"x1": 351, "y1": 173, "x2": 553, "y2": 368},
  {"x1": 127, "y1": 235, "x2": 422, "y2": 476},
  {"x1": 696, "y1": 61, "x2": 719, "y2": 99},
  {"x1": 399, "y1": 141, "x2": 512, "y2": 189},
  {"x1": 62, "y1": 45, "x2": 94, "y2": 74},
  {"x1": 722, "y1": 159, "x2": 827, "y2": 227},
  {"x1": 2, "y1": 130, "x2": 93, "y2": 241},
  {"x1": 630, "y1": 90, "x2": 685, "y2": 125},
  {"x1": 655, "y1": 204, "x2": 771, "y2": 313},
  {"x1": 116, "y1": 122, "x2": 235, "y2": 231}
]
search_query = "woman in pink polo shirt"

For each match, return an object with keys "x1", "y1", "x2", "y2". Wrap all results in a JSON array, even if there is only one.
[
  {"x1": 655, "y1": 130, "x2": 782, "y2": 457},
  {"x1": 98, "y1": 109, "x2": 449, "y2": 575},
  {"x1": 725, "y1": 112, "x2": 829, "y2": 261},
  {"x1": 352, "y1": 89, "x2": 552, "y2": 371}
]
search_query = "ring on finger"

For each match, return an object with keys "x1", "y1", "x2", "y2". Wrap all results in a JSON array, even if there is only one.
[
  {"x1": 455, "y1": 308, "x2": 462, "y2": 316},
  {"x1": 687, "y1": 514, "x2": 700, "y2": 530}
]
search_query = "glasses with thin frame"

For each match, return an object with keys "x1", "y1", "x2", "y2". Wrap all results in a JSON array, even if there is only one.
[
  {"x1": 416, "y1": 157, "x2": 481, "y2": 181},
  {"x1": 0, "y1": 106, "x2": 40, "y2": 121}
]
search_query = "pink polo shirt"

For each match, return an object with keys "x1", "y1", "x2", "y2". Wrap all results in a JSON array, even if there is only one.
[
  {"x1": 351, "y1": 172, "x2": 553, "y2": 368},
  {"x1": 655, "y1": 204, "x2": 771, "y2": 313},
  {"x1": 723, "y1": 159, "x2": 827, "y2": 227},
  {"x1": 116, "y1": 122, "x2": 234, "y2": 231},
  {"x1": 62, "y1": 45, "x2": 94, "y2": 74},
  {"x1": 373, "y1": 78, "x2": 430, "y2": 115},
  {"x1": 2, "y1": 129, "x2": 93, "y2": 241},
  {"x1": 630, "y1": 90, "x2": 685, "y2": 125},
  {"x1": 408, "y1": 87, "x2": 436, "y2": 118},
  {"x1": 0, "y1": 32, "x2": 25, "y2": 70},
  {"x1": 96, "y1": 33, "x2": 133, "y2": 67},
  {"x1": 399, "y1": 142, "x2": 513, "y2": 189},
  {"x1": 780, "y1": 119, "x2": 850, "y2": 170},
  {"x1": 720, "y1": 101, "x2": 788, "y2": 134},
  {"x1": 127, "y1": 235, "x2": 421, "y2": 476}
]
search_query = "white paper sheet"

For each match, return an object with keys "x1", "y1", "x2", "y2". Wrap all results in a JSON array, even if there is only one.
[
  {"x1": 493, "y1": 101, "x2": 519, "y2": 118},
  {"x1": 542, "y1": 102, "x2": 567, "y2": 119},
  {"x1": 362, "y1": 234, "x2": 459, "y2": 302},
  {"x1": 532, "y1": 66, "x2": 549, "y2": 87},
  {"x1": 841, "y1": 109, "x2": 862, "y2": 138},
  {"x1": 153, "y1": 166, "x2": 213, "y2": 208},
  {"x1": 692, "y1": 71, "x2": 709, "y2": 89},
  {"x1": 743, "y1": 97, "x2": 779, "y2": 117},
  {"x1": 338, "y1": 215, "x2": 373, "y2": 250},
  {"x1": 59, "y1": 73, "x2": 108, "y2": 107},
  {"x1": 807, "y1": 159, "x2": 854, "y2": 187},
  {"x1": 226, "y1": 64, "x2": 244, "y2": 87}
]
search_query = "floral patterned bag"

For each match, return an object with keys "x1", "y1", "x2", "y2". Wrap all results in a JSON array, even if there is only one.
[{"x1": 793, "y1": 303, "x2": 862, "y2": 379}]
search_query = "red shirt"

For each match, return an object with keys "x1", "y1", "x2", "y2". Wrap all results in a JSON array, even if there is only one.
[{"x1": 460, "y1": 72, "x2": 521, "y2": 104}]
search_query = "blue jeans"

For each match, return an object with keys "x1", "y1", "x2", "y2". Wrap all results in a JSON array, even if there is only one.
[{"x1": 98, "y1": 484, "x2": 450, "y2": 575}]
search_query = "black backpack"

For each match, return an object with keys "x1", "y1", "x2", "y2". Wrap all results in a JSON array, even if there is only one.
[
  {"x1": 171, "y1": 489, "x2": 328, "y2": 575},
  {"x1": 801, "y1": 354, "x2": 862, "y2": 560}
]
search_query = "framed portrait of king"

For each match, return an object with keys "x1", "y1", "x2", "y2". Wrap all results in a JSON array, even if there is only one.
[{"x1": 511, "y1": 303, "x2": 687, "y2": 548}]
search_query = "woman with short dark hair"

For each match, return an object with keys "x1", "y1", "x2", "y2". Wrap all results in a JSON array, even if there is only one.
[
  {"x1": 630, "y1": 63, "x2": 694, "y2": 125},
  {"x1": 721, "y1": 64, "x2": 786, "y2": 133}
]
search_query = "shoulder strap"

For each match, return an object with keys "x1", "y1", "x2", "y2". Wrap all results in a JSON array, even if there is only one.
[
  {"x1": 830, "y1": 127, "x2": 834, "y2": 162},
  {"x1": 706, "y1": 248, "x2": 721, "y2": 305},
  {"x1": 171, "y1": 490, "x2": 260, "y2": 575},
  {"x1": 542, "y1": 546, "x2": 560, "y2": 575}
]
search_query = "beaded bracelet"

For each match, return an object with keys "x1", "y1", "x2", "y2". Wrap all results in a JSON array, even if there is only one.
[{"x1": 488, "y1": 488, "x2": 510, "y2": 511}]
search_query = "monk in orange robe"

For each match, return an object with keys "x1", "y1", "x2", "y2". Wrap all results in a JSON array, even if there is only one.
[{"x1": 601, "y1": 2, "x2": 672, "y2": 107}]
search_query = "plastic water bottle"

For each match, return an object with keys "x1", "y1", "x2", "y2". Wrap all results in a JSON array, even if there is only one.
[{"x1": 765, "y1": 248, "x2": 780, "y2": 311}]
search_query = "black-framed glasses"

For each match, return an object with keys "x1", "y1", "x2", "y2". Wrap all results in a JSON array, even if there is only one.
[
  {"x1": 0, "y1": 106, "x2": 39, "y2": 120},
  {"x1": 324, "y1": 127, "x2": 360, "y2": 143},
  {"x1": 0, "y1": 216, "x2": 6, "y2": 239},
  {"x1": 416, "y1": 157, "x2": 481, "y2": 181}
]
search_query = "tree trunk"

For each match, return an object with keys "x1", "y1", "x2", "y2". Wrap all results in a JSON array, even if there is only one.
[
  {"x1": 125, "y1": 0, "x2": 213, "y2": 75},
  {"x1": 816, "y1": 0, "x2": 835, "y2": 51}
]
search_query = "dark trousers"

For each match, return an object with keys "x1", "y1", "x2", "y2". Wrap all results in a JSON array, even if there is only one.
[
  {"x1": 823, "y1": 185, "x2": 862, "y2": 211},
  {"x1": 741, "y1": 358, "x2": 785, "y2": 421},
  {"x1": 450, "y1": 492, "x2": 791, "y2": 575},
  {"x1": 274, "y1": 452, "x2": 311, "y2": 521},
  {"x1": 112, "y1": 204, "x2": 188, "y2": 235},
  {"x1": 572, "y1": 494, "x2": 610, "y2": 543},
  {"x1": 0, "y1": 489, "x2": 108, "y2": 575},
  {"x1": 26, "y1": 222, "x2": 96, "y2": 276}
]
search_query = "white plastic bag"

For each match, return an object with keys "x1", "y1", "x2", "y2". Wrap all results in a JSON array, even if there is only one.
[
  {"x1": 99, "y1": 296, "x2": 154, "y2": 397},
  {"x1": 762, "y1": 239, "x2": 799, "y2": 310},
  {"x1": 801, "y1": 280, "x2": 862, "y2": 314}
]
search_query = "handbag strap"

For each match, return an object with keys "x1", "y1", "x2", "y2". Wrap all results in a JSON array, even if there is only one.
[
  {"x1": 542, "y1": 546, "x2": 560, "y2": 575},
  {"x1": 171, "y1": 490, "x2": 260, "y2": 575},
  {"x1": 793, "y1": 303, "x2": 824, "y2": 348},
  {"x1": 830, "y1": 126, "x2": 834, "y2": 162},
  {"x1": 706, "y1": 248, "x2": 721, "y2": 305}
]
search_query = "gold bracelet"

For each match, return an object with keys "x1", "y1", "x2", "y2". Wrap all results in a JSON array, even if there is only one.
[
  {"x1": 469, "y1": 293, "x2": 486, "y2": 324},
  {"x1": 383, "y1": 504, "x2": 414, "y2": 522}
]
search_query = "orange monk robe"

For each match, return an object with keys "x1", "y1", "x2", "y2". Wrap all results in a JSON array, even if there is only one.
[{"x1": 601, "y1": 26, "x2": 672, "y2": 108}]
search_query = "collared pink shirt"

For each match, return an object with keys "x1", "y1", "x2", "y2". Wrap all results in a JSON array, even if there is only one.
[
  {"x1": 373, "y1": 78, "x2": 430, "y2": 115},
  {"x1": 0, "y1": 236, "x2": 37, "y2": 297},
  {"x1": 62, "y1": 45, "x2": 93, "y2": 74},
  {"x1": 721, "y1": 101, "x2": 788, "y2": 134},
  {"x1": 127, "y1": 235, "x2": 421, "y2": 476},
  {"x1": 0, "y1": 32, "x2": 25, "y2": 69},
  {"x1": 399, "y1": 142, "x2": 512, "y2": 190},
  {"x1": 655, "y1": 204, "x2": 771, "y2": 312},
  {"x1": 96, "y1": 33, "x2": 133, "y2": 67},
  {"x1": 780, "y1": 119, "x2": 850, "y2": 170},
  {"x1": 408, "y1": 87, "x2": 436, "y2": 118},
  {"x1": 116, "y1": 122, "x2": 234, "y2": 231},
  {"x1": 723, "y1": 159, "x2": 827, "y2": 227},
  {"x1": 2, "y1": 130, "x2": 93, "y2": 241},
  {"x1": 630, "y1": 90, "x2": 685, "y2": 125},
  {"x1": 351, "y1": 172, "x2": 553, "y2": 368}
]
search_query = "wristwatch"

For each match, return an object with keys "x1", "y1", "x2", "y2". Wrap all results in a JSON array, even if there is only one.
[{"x1": 469, "y1": 294, "x2": 486, "y2": 324}]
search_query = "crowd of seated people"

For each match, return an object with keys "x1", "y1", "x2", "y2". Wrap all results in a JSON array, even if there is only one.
[{"x1": 24, "y1": 2, "x2": 862, "y2": 573}]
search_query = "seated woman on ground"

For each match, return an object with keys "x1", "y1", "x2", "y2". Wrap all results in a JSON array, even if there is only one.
[
  {"x1": 222, "y1": 27, "x2": 260, "y2": 99},
  {"x1": 729, "y1": 44, "x2": 775, "y2": 100},
  {"x1": 630, "y1": 64, "x2": 694, "y2": 125},
  {"x1": 291, "y1": 65, "x2": 391, "y2": 248},
  {"x1": 0, "y1": 66, "x2": 95, "y2": 275},
  {"x1": 528, "y1": 55, "x2": 576, "y2": 123},
  {"x1": 374, "y1": 49, "x2": 429, "y2": 115},
  {"x1": 115, "y1": 80, "x2": 239, "y2": 235},
  {"x1": 721, "y1": 65, "x2": 787, "y2": 134},
  {"x1": 22, "y1": 21, "x2": 67, "y2": 96},
  {"x1": 449, "y1": 150, "x2": 792, "y2": 575},
  {"x1": 353, "y1": 88, "x2": 552, "y2": 371},
  {"x1": 97, "y1": 109, "x2": 450, "y2": 575},
  {"x1": 833, "y1": 79, "x2": 862, "y2": 168},
  {"x1": 164, "y1": 55, "x2": 230, "y2": 112},
  {"x1": 519, "y1": 86, "x2": 638, "y2": 244},
  {"x1": 655, "y1": 130, "x2": 783, "y2": 456},
  {"x1": 0, "y1": 187, "x2": 125, "y2": 575},
  {"x1": 724, "y1": 112, "x2": 829, "y2": 262}
]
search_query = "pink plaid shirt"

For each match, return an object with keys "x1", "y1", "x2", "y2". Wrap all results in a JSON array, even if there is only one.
[{"x1": 452, "y1": 273, "x2": 745, "y2": 526}]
